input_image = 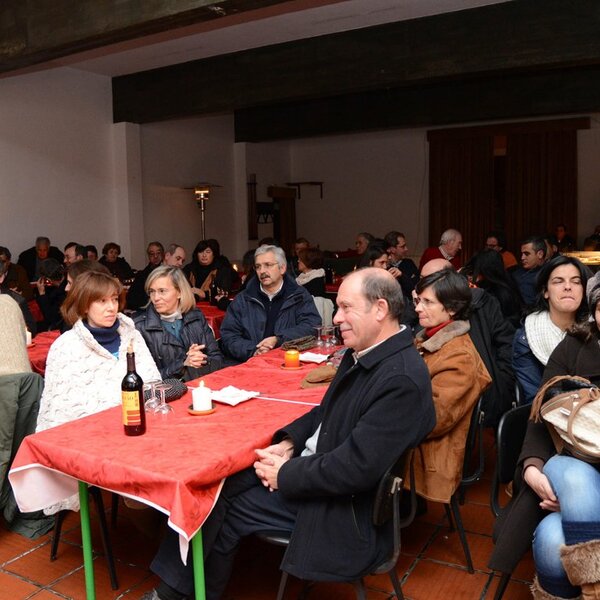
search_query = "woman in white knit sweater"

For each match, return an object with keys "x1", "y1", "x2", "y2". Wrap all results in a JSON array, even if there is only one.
[{"x1": 37, "y1": 270, "x2": 160, "y2": 432}]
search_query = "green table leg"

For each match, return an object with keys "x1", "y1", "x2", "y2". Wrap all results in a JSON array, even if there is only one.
[
  {"x1": 191, "y1": 530, "x2": 206, "y2": 600},
  {"x1": 78, "y1": 481, "x2": 96, "y2": 599}
]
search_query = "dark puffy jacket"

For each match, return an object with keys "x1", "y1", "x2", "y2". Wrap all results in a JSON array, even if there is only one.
[
  {"x1": 468, "y1": 288, "x2": 516, "y2": 426},
  {"x1": 220, "y1": 274, "x2": 321, "y2": 362},
  {"x1": 134, "y1": 304, "x2": 223, "y2": 381}
]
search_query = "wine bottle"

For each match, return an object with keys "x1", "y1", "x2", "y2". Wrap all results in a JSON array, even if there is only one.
[{"x1": 121, "y1": 340, "x2": 146, "y2": 436}]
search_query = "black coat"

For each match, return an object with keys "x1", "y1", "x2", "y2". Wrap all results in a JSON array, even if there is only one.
[
  {"x1": 126, "y1": 262, "x2": 155, "y2": 310},
  {"x1": 468, "y1": 288, "x2": 516, "y2": 427},
  {"x1": 489, "y1": 333, "x2": 600, "y2": 574},
  {"x1": 134, "y1": 304, "x2": 223, "y2": 381},
  {"x1": 273, "y1": 327, "x2": 436, "y2": 581}
]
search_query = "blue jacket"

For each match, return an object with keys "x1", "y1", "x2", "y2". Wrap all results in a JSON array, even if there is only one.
[
  {"x1": 220, "y1": 274, "x2": 321, "y2": 362},
  {"x1": 512, "y1": 325, "x2": 543, "y2": 404}
]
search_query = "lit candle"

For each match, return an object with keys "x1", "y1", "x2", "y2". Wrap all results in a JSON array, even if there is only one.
[
  {"x1": 192, "y1": 380, "x2": 212, "y2": 411},
  {"x1": 25, "y1": 329, "x2": 32, "y2": 346},
  {"x1": 284, "y1": 350, "x2": 300, "y2": 368}
]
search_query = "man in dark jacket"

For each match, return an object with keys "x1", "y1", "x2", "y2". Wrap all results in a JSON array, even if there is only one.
[
  {"x1": 220, "y1": 245, "x2": 321, "y2": 363},
  {"x1": 126, "y1": 241, "x2": 164, "y2": 311},
  {"x1": 17, "y1": 237, "x2": 64, "y2": 281},
  {"x1": 141, "y1": 268, "x2": 436, "y2": 600}
]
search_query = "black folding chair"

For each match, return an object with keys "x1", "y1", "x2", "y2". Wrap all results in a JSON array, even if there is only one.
[
  {"x1": 440, "y1": 397, "x2": 485, "y2": 574},
  {"x1": 488, "y1": 403, "x2": 530, "y2": 599},
  {"x1": 256, "y1": 447, "x2": 417, "y2": 600}
]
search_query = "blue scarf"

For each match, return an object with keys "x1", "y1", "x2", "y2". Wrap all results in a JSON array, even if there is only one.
[{"x1": 84, "y1": 320, "x2": 121, "y2": 357}]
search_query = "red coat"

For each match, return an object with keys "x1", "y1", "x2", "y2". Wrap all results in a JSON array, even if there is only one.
[{"x1": 418, "y1": 246, "x2": 462, "y2": 271}]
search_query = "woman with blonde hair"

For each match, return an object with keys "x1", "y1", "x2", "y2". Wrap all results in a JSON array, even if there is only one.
[
  {"x1": 134, "y1": 265, "x2": 222, "y2": 381},
  {"x1": 37, "y1": 271, "x2": 160, "y2": 433}
]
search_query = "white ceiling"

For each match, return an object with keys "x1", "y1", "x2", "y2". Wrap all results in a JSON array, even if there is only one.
[{"x1": 52, "y1": 0, "x2": 510, "y2": 77}]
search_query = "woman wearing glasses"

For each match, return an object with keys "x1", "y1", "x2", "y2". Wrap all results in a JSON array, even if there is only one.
[
  {"x1": 135, "y1": 266, "x2": 223, "y2": 381},
  {"x1": 412, "y1": 268, "x2": 491, "y2": 505}
]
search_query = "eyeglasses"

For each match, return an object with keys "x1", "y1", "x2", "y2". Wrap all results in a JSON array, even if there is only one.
[
  {"x1": 413, "y1": 296, "x2": 439, "y2": 308},
  {"x1": 254, "y1": 262, "x2": 279, "y2": 271},
  {"x1": 148, "y1": 288, "x2": 174, "y2": 297}
]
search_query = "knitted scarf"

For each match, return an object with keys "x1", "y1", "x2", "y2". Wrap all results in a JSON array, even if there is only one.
[
  {"x1": 296, "y1": 268, "x2": 326, "y2": 286},
  {"x1": 524, "y1": 310, "x2": 565, "y2": 366}
]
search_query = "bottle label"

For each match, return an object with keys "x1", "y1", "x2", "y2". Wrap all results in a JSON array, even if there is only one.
[{"x1": 122, "y1": 391, "x2": 142, "y2": 426}]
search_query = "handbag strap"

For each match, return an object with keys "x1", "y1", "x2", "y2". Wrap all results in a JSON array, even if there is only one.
[
  {"x1": 531, "y1": 375, "x2": 593, "y2": 423},
  {"x1": 566, "y1": 387, "x2": 600, "y2": 458}
]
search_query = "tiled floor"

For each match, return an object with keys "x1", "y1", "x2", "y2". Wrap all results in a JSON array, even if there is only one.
[{"x1": 0, "y1": 432, "x2": 534, "y2": 599}]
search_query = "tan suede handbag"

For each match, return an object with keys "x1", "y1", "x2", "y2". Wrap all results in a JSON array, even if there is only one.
[{"x1": 532, "y1": 375, "x2": 600, "y2": 463}]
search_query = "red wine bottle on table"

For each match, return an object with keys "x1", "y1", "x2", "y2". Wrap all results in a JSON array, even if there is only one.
[{"x1": 121, "y1": 340, "x2": 146, "y2": 436}]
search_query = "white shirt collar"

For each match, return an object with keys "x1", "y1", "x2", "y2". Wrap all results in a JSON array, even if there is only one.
[{"x1": 260, "y1": 279, "x2": 284, "y2": 300}]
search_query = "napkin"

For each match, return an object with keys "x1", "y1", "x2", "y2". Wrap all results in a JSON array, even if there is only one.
[
  {"x1": 211, "y1": 385, "x2": 259, "y2": 406},
  {"x1": 299, "y1": 352, "x2": 329, "y2": 364}
]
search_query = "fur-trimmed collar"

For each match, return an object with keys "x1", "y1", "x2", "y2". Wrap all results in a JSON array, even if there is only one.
[{"x1": 416, "y1": 320, "x2": 470, "y2": 353}]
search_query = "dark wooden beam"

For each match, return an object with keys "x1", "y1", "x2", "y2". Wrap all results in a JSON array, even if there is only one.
[
  {"x1": 0, "y1": 0, "x2": 289, "y2": 75},
  {"x1": 112, "y1": 0, "x2": 600, "y2": 123},
  {"x1": 234, "y1": 67, "x2": 600, "y2": 142}
]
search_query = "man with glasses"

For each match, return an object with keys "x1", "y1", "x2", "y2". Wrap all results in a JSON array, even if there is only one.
[
  {"x1": 220, "y1": 244, "x2": 321, "y2": 363},
  {"x1": 126, "y1": 241, "x2": 165, "y2": 311},
  {"x1": 485, "y1": 230, "x2": 518, "y2": 270}
]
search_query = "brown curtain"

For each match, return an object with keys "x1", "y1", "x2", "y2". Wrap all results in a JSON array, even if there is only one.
[
  {"x1": 428, "y1": 135, "x2": 495, "y2": 263},
  {"x1": 504, "y1": 130, "x2": 577, "y2": 247}
]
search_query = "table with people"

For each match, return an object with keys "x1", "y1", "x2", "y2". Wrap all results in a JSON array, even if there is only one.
[
  {"x1": 4, "y1": 225, "x2": 600, "y2": 600},
  {"x1": 9, "y1": 346, "x2": 332, "y2": 600}
]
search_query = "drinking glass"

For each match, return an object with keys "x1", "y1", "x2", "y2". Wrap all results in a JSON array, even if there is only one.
[
  {"x1": 143, "y1": 380, "x2": 161, "y2": 411},
  {"x1": 153, "y1": 382, "x2": 174, "y2": 415},
  {"x1": 315, "y1": 326, "x2": 324, "y2": 349},
  {"x1": 322, "y1": 326, "x2": 335, "y2": 348}
]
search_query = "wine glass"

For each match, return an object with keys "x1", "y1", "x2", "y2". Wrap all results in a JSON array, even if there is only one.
[
  {"x1": 315, "y1": 326, "x2": 324, "y2": 351},
  {"x1": 143, "y1": 380, "x2": 161, "y2": 411},
  {"x1": 322, "y1": 326, "x2": 335, "y2": 348},
  {"x1": 153, "y1": 382, "x2": 174, "y2": 415}
]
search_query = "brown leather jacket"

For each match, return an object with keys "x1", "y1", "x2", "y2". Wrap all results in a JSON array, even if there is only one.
[{"x1": 413, "y1": 320, "x2": 492, "y2": 503}]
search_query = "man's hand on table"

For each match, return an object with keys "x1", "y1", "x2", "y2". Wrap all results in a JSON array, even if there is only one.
[
  {"x1": 254, "y1": 336, "x2": 278, "y2": 355},
  {"x1": 254, "y1": 439, "x2": 294, "y2": 491}
]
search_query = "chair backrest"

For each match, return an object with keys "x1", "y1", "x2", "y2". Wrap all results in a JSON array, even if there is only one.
[
  {"x1": 496, "y1": 403, "x2": 530, "y2": 484},
  {"x1": 373, "y1": 447, "x2": 414, "y2": 527},
  {"x1": 490, "y1": 403, "x2": 530, "y2": 517},
  {"x1": 313, "y1": 296, "x2": 334, "y2": 327},
  {"x1": 461, "y1": 396, "x2": 485, "y2": 487}
]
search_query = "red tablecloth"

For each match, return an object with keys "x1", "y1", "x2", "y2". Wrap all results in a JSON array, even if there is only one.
[
  {"x1": 9, "y1": 349, "x2": 328, "y2": 560},
  {"x1": 27, "y1": 330, "x2": 60, "y2": 375},
  {"x1": 196, "y1": 302, "x2": 226, "y2": 339}
]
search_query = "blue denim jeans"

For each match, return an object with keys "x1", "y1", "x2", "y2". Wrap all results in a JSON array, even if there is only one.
[{"x1": 533, "y1": 455, "x2": 600, "y2": 598}]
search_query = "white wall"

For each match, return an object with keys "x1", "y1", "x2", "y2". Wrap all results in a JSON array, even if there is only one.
[
  {"x1": 289, "y1": 129, "x2": 429, "y2": 257},
  {"x1": 140, "y1": 116, "x2": 239, "y2": 266},
  {"x1": 1, "y1": 65, "x2": 597, "y2": 268},
  {"x1": 0, "y1": 67, "x2": 117, "y2": 260}
]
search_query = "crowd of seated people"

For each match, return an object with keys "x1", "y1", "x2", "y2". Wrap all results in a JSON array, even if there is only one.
[{"x1": 3, "y1": 223, "x2": 600, "y2": 599}]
